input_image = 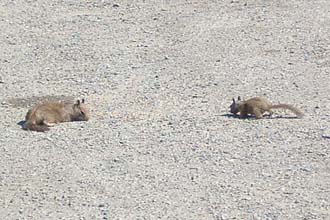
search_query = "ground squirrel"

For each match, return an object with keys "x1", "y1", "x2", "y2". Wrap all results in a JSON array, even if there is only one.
[
  {"x1": 229, "y1": 96, "x2": 303, "y2": 119},
  {"x1": 23, "y1": 99, "x2": 90, "y2": 132}
]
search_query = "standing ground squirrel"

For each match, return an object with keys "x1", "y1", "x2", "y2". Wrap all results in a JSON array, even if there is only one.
[
  {"x1": 23, "y1": 99, "x2": 90, "y2": 132},
  {"x1": 229, "y1": 96, "x2": 303, "y2": 119}
]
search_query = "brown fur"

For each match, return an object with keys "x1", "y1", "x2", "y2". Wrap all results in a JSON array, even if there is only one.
[
  {"x1": 230, "y1": 96, "x2": 303, "y2": 119},
  {"x1": 23, "y1": 99, "x2": 90, "y2": 132}
]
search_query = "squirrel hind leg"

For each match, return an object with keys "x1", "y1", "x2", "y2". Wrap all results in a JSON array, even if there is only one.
[
  {"x1": 253, "y1": 108, "x2": 263, "y2": 119},
  {"x1": 266, "y1": 109, "x2": 274, "y2": 118}
]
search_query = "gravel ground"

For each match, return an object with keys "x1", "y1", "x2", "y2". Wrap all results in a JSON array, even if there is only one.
[{"x1": 1, "y1": 0, "x2": 330, "y2": 219}]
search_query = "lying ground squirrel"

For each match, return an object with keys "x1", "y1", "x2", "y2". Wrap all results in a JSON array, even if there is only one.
[
  {"x1": 23, "y1": 99, "x2": 90, "y2": 132},
  {"x1": 229, "y1": 96, "x2": 303, "y2": 119}
]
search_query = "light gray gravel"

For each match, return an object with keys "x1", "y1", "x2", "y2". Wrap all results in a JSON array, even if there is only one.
[{"x1": 0, "y1": 0, "x2": 330, "y2": 219}]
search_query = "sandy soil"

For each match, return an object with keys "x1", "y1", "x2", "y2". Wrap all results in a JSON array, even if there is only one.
[{"x1": 0, "y1": 0, "x2": 330, "y2": 219}]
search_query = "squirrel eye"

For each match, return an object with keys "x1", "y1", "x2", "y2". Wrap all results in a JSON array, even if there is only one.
[{"x1": 81, "y1": 111, "x2": 85, "y2": 115}]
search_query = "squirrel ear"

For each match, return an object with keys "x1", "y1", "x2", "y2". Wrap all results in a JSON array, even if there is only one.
[
  {"x1": 81, "y1": 98, "x2": 85, "y2": 103},
  {"x1": 232, "y1": 98, "x2": 235, "y2": 103},
  {"x1": 77, "y1": 100, "x2": 81, "y2": 105},
  {"x1": 238, "y1": 96, "x2": 241, "y2": 101}
]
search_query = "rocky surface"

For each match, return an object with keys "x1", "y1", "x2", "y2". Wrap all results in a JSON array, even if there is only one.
[{"x1": 0, "y1": 0, "x2": 329, "y2": 219}]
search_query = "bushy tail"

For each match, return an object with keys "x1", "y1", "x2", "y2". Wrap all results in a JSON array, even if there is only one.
[
  {"x1": 22, "y1": 121, "x2": 50, "y2": 132},
  {"x1": 270, "y1": 104, "x2": 304, "y2": 118}
]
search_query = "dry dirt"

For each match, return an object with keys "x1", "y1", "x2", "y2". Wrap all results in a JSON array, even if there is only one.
[{"x1": 0, "y1": 0, "x2": 330, "y2": 219}]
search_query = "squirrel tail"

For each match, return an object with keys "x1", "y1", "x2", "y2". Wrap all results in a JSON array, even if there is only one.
[
  {"x1": 22, "y1": 121, "x2": 50, "y2": 132},
  {"x1": 270, "y1": 104, "x2": 304, "y2": 118}
]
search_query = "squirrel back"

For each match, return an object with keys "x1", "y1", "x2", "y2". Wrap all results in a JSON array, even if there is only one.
[{"x1": 23, "y1": 99, "x2": 90, "y2": 132}]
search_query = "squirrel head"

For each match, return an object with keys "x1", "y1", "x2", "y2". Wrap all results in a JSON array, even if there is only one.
[
  {"x1": 71, "y1": 99, "x2": 90, "y2": 121},
  {"x1": 229, "y1": 96, "x2": 241, "y2": 115}
]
